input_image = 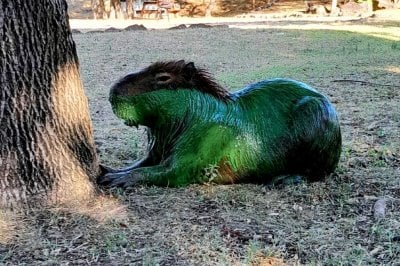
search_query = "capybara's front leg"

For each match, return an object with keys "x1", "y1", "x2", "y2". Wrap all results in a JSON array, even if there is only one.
[
  {"x1": 98, "y1": 164, "x2": 173, "y2": 188},
  {"x1": 98, "y1": 169, "x2": 145, "y2": 187},
  {"x1": 98, "y1": 156, "x2": 154, "y2": 185}
]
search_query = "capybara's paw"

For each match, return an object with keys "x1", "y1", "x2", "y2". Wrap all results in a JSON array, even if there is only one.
[
  {"x1": 99, "y1": 164, "x2": 122, "y2": 175},
  {"x1": 97, "y1": 171, "x2": 143, "y2": 188},
  {"x1": 97, "y1": 172, "x2": 128, "y2": 187}
]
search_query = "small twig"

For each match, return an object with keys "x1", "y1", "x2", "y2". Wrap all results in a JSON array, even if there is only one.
[
  {"x1": 67, "y1": 242, "x2": 88, "y2": 253},
  {"x1": 332, "y1": 79, "x2": 400, "y2": 88}
]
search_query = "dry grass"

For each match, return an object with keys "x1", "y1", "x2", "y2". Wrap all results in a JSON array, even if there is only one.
[
  {"x1": 2, "y1": 21, "x2": 400, "y2": 265},
  {"x1": 0, "y1": 211, "x2": 21, "y2": 245}
]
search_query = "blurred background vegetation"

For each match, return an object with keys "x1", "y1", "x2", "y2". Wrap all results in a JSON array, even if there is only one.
[{"x1": 67, "y1": 0, "x2": 400, "y2": 19}]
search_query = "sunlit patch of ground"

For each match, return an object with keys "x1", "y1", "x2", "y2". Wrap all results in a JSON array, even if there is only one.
[
  {"x1": 238, "y1": 23, "x2": 400, "y2": 41},
  {"x1": 0, "y1": 210, "x2": 20, "y2": 244},
  {"x1": 230, "y1": 22, "x2": 400, "y2": 41},
  {"x1": 385, "y1": 66, "x2": 400, "y2": 74},
  {"x1": 71, "y1": 194, "x2": 128, "y2": 223}
]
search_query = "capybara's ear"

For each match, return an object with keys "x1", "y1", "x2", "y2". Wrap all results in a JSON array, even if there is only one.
[
  {"x1": 185, "y1": 62, "x2": 195, "y2": 69},
  {"x1": 184, "y1": 62, "x2": 196, "y2": 77}
]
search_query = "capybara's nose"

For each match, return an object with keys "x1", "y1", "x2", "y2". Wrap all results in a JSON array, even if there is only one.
[{"x1": 110, "y1": 72, "x2": 140, "y2": 97}]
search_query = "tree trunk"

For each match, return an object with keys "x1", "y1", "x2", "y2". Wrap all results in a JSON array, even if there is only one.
[
  {"x1": 331, "y1": 0, "x2": 339, "y2": 15},
  {"x1": 126, "y1": 0, "x2": 134, "y2": 19},
  {"x1": 112, "y1": 0, "x2": 123, "y2": 19},
  {"x1": 366, "y1": 0, "x2": 373, "y2": 13},
  {"x1": 205, "y1": 0, "x2": 216, "y2": 17},
  {"x1": 0, "y1": 0, "x2": 100, "y2": 209},
  {"x1": 92, "y1": 0, "x2": 105, "y2": 19}
]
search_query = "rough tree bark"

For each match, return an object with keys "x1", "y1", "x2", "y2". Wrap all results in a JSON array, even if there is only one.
[
  {"x1": 93, "y1": 0, "x2": 127, "y2": 19},
  {"x1": 126, "y1": 0, "x2": 134, "y2": 19},
  {"x1": 331, "y1": 0, "x2": 340, "y2": 15},
  {"x1": 0, "y1": 0, "x2": 100, "y2": 208},
  {"x1": 112, "y1": 0, "x2": 123, "y2": 19},
  {"x1": 205, "y1": 0, "x2": 216, "y2": 17},
  {"x1": 92, "y1": 0, "x2": 106, "y2": 19},
  {"x1": 103, "y1": 0, "x2": 123, "y2": 19}
]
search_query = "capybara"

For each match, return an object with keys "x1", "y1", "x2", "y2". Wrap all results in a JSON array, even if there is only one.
[{"x1": 98, "y1": 60, "x2": 342, "y2": 187}]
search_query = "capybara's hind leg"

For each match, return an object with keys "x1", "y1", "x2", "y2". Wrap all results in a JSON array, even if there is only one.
[{"x1": 289, "y1": 96, "x2": 341, "y2": 180}]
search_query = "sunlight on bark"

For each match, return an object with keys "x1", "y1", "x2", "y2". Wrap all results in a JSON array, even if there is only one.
[
  {"x1": 51, "y1": 63, "x2": 94, "y2": 131},
  {"x1": 41, "y1": 61, "x2": 122, "y2": 215},
  {"x1": 44, "y1": 62, "x2": 99, "y2": 207}
]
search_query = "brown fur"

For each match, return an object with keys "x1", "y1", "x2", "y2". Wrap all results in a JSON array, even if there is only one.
[{"x1": 149, "y1": 60, "x2": 232, "y2": 101}]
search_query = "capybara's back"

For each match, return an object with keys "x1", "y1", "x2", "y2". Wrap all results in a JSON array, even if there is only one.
[{"x1": 233, "y1": 78, "x2": 341, "y2": 182}]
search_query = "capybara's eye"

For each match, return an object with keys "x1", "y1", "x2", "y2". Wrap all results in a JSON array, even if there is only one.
[{"x1": 155, "y1": 73, "x2": 172, "y2": 83}]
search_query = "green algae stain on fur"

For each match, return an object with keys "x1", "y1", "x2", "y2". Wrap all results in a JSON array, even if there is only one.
[
  {"x1": 98, "y1": 60, "x2": 342, "y2": 188},
  {"x1": 109, "y1": 95, "x2": 141, "y2": 127}
]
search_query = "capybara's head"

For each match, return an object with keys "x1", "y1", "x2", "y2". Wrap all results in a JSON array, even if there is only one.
[{"x1": 110, "y1": 60, "x2": 230, "y2": 101}]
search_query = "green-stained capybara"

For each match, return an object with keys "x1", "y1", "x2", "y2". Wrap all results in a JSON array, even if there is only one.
[{"x1": 98, "y1": 60, "x2": 342, "y2": 188}]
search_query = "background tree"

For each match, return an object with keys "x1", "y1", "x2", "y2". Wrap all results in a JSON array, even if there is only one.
[
  {"x1": 0, "y1": 0, "x2": 100, "y2": 209},
  {"x1": 126, "y1": 0, "x2": 134, "y2": 19},
  {"x1": 92, "y1": 0, "x2": 106, "y2": 19},
  {"x1": 205, "y1": 0, "x2": 216, "y2": 16},
  {"x1": 331, "y1": 0, "x2": 339, "y2": 14},
  {"x1": 92, "y1": 0, "x2": 124, "y2": 19},
  {"x1": 367, "y1": 0, "x2": 373, "y2": 12}
]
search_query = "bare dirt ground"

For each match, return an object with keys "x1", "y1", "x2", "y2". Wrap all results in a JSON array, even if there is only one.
[{"x1": 1, "y1": 6, "x2": 400, "y2": 266}]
